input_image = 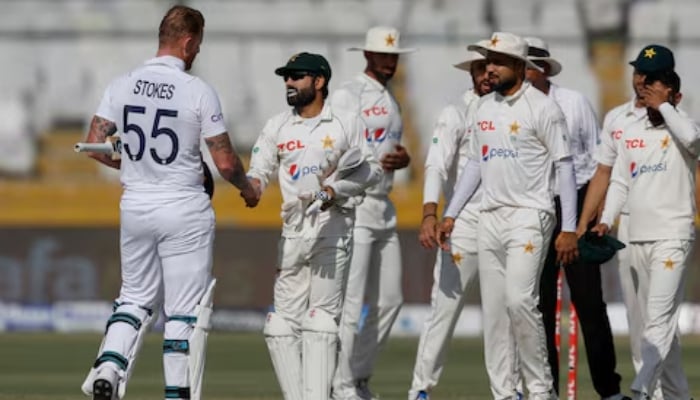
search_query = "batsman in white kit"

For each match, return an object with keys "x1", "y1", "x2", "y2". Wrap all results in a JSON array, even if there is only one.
[
  {"x1": 438, "y1": 32, "x2": 579, "y2": 400},
  {"x1": 79, "y1": 6, "x2": 259, "y2": 400},
  {"x1": 593, "y1": 70, "x2": 698, "y2": 400},
  {"x1": 330, "y1": 26, "x2": 413, "y2": 400},
  {"x1": 408, "y1": 41, "x2": 494, "y2": 400},
  {"x1": 246, "y1": 52, "x2": 381, "y2": 400}
]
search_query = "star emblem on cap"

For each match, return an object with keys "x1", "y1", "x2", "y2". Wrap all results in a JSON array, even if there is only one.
[
  {"x1": 524, "y1": 241, "x2": 534, "y2": 254},
  {"x1": 664, "y1": 258, "x2": 675, "y2": 270},
  {"x1": 509, "y1": 121, "x2": 520, "y2": 134},
  {"x1": 321, "y1": 135, "x2": 335, "y2": 149},
  {"x1": 490, "y1": 35, "x2": 499, "y2": 47},
  {"x1": 661, "y1": 135, "x2": 670, "y2": 149},
  {"x1": 452, "y1": 252, "x2": 463, "y2": 265},
  {"x1": 644, "y1": 47, "x2": 657, "y2": 59},
  {"x1": 385, "y1": 34, "x2": 396, "y2": 47}
]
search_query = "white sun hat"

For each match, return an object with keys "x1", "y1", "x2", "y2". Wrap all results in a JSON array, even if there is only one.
[
  {"x1": 348, "y1": 26, "x2": 417, "y2": 54},
  {"x1": 453, "y1": 39, "x2": 490, "y2": 71},
  {"x1": 467, "y1": 32, "x2": 542, "y2": 71},
  {"x1": 524, "y1": 36, "x2": 562, "y2": 77}
]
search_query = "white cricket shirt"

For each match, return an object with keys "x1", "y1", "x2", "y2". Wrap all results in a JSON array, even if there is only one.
[
  {"x1": 96, "y1": 56, "x2": 227, "y2": 199},
  {"x1": 331, "y1": 73, "x2": 403, "y2": 197},
  {"x1": 601, "y1": 103, "x2": 700, "y2": 241},
  {"x1": 466, "y1": 82, "x2": 571, "y2": 213},
  {"x1": 423, "y1": 90, "x2": 483, "y2": 223},
  {"x1": 548, "y1": 84, "x2": 599, "y2": 188},
  {"x1": 248, "y1": 103, "x2": 380, "y2": 238}
]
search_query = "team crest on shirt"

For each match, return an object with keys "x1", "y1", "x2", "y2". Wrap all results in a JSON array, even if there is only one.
[{"x1": 524, "y1": 241, "x2": 535, "y2": 254}]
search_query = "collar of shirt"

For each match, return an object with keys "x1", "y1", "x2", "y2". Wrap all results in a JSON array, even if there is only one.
[
  {"x1": 144, "y1": 55, "x2": 186, "y2": 71},
  {"x1": 623, "y1": 98, "x2": 647, "y2": 119},
  {"x1": 496, "y1": 81, "x2": 530, "y2": 104},
  {"x1": 291, "y1": 102, "x2": 334, "y2": 127},
  {"x1": 359, "y1": 73, "x2": 387, "y2": 92}
]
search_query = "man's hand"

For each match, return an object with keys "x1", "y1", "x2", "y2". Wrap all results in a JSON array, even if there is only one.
[
  {"x1": 639, "y1": 80, "x2": 673, "y2": 110},
  {"x1": 436, "y1": 217, "x2": 455, "y2": 251},
  {"x1": 419, "y1": 215, "x2": 439, "y2": 249},
  {"x1": 241, "y1": 178, "x2": 261, "y2": 208},
  {"x1": 590, "y1": 222, "x2": 610, "y2": 237},
  {"x1": 555, "y1": 231, "x2": 579, "y2": 265},
  {"x1": 381, "y1": 144, "x2": 410, "y2": 171}
]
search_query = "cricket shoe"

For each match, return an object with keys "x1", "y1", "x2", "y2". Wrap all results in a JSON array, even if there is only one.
[
  {"x1": 92, "y1": 366, "x2": 119, "y2": 400},
  {"x1": 416, "y1": 390, "x2": 429, "y2": 400},
  {"x1": 356, "y1": 378, "x2": 379, "y2": 400}
]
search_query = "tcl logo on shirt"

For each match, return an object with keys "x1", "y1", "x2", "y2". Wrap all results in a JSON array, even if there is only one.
[
  {"x1": 630, "y1": 161, "x2": 667, "y2": 178},
  {"x1": 288, "y1": 163, "x2": 321, "y2": 180},
  {"x1": 481, "y1": 145, "x2": 518, "y2": 161},
  {"x1": 362, "y1": 106, "x2": 388, "y2": 117},
  {"x1": 625, "y1": 139, "x2": 646, "y2": 149},
  {"x1": 277, "y1": 140, "x2": 305, "y2": 152},
  {"x1": 364, "y1": 128, "x2": 400, "y2": 143},
  {"x1": 478, "y1": 121, "x2": 496, "y2": 131},
  {"x1": 612, "y1": 130, "x2": 623, "y2": 140}
]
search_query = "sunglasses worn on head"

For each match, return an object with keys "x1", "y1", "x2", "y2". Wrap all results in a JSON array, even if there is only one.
[{"x1": 283, "y1": 71, "x2": 315, "y2": 81}]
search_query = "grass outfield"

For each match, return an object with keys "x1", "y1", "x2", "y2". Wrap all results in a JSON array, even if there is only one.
[{"x1": 1, "y1": 333, "x2": 698, "y2": 400}]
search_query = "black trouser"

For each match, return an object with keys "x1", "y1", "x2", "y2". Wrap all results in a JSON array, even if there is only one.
[{"x1": 538, "y1": 183, "x2": 621, "y2": 398}]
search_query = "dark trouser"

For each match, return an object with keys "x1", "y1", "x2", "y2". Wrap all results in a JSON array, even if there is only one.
[{"x1": 538, "y1": 183, "x2": 622, "y2": 398}]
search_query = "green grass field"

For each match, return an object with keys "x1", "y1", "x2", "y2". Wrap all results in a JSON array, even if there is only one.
[{"x1": 1, "y1": 333, "x2": 698, "y2": 400}]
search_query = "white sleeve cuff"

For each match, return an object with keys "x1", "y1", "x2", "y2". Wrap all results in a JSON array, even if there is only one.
[
  {"x1": 556, "y1": 157, "x2": 577, "y2": 232},
  {"x1": 444, "y1": 159, "x2": 480, "y2": 218},
  {"x1": 423, "y1": 168, "x2": 443, "y2": 204}
]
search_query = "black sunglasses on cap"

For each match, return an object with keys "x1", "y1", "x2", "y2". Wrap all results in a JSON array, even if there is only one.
[{"x1": 283, "y1": 71, "x2": 315, "y2": 81}]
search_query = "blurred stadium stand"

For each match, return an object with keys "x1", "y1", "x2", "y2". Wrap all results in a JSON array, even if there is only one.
[{"x1": 2, "y1": 0, "x2": 700, "y2": 312}]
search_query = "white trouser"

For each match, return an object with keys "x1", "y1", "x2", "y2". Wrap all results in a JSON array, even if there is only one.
[
  {"x1": 629, "y1": 240, "x2": 691, "y2": 400},
  {"x1": 408, "y1": 212, "x2": 479, "y2": 400},
  {"x1": 274, "y1": 235, "x2": 352, "y2": 330},
  {"x1": 333, "y1": 226, "x2": 403, "y2": 397},
  {"x1": 616, "y1": 214, "x2": 644, "y2": 372},
  {"x1": 269, "y1": 235, "x2": 352, "y2": 400},
  {"x1": 479, "y1": 207, "x2": 555, "y2": 400},
  {"x1": 119, "y1": 193, "x2": 214, "y2": 397}
]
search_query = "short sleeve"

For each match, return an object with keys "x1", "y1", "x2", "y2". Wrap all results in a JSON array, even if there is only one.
[
  {"x1": 95, "y1": 80, "x2": 118, "y2": 123},
  {"x1": 198, "y1": 81, "x2": 227, "y2": 138}
]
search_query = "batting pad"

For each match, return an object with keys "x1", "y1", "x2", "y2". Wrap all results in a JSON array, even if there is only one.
[
  {"x1": 264, "y1": 312, "x2": 303, "y2": 400},
  {"x1": 81, "y1": 303, "x2": 154, "y2": 399},
  {"x1": 302, "y1": 308, "x2": 339, "y2": 400}
]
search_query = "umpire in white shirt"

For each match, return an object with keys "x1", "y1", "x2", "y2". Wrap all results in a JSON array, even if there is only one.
[{"x1": 524, "y1": 37, "x2": 630, "y2": 400}]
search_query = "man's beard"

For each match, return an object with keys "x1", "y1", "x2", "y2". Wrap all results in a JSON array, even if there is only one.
[
  {"x1": 286, "y1": 85, "x2": 315, "y2": 107},
  {"x1": 491, "y1": 75, "x2": 517, "y2": 94},
  {"x1": 474, "y1": 78, "x2": 491, "y2": 96},
  {"x1": 647, "y1": 108, "x2": 665, "y2": 127}
]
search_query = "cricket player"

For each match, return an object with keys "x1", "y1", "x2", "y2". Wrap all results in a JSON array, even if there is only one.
[
  {"x1": 437, "y1": 32, "x2": 579, "y2": 400},
  {"x1": 80, "y1": 6, "x2": 258, "y2": 400},
  {"x1": 408, "y1": 42, "x2": 493, "y2": 400},
  {"x1": 577, "y1": 45, "x2": 677, "y2": 399},
  {"x1": 247, "y1": 52, "x2": 381, "y2": 400},
  {"x1": 330, "y1": 26, "x2": 413, "y2": 400},
  {"x1": 593, "y1": 69, "x2": 698, "y2": 400},
  {"x1": 523, "y1": 37, "x2": 629, "y2": 400}
]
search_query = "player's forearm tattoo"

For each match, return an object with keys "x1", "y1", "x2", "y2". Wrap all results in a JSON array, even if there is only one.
[
  {"x1": 91, "y1": 116, "x2": 117, "y2": 142},
  {"x1": 205, "y1": 134, "x2": 251, "y2": 190},
  {"x1": 206, "y1": 134, "x2": 233, "y2": 154}
]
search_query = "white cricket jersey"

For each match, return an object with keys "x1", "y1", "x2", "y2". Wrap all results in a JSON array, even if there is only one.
[
  {"x1": 466, "y1": 82, "x2": 571, "y2": 213},
  {"x1": 248, "y1": 103, "x2": 379, "y2": 238},
  {"x1": 596, "y1": 100, "x2": 648, "y2": 215},
  {"x1": 423, "y1": 90, "x2": 483, "y2": 222},
  {"x1": 602, "y1": 103, "x2": 700, "y2": 242},
  {"x1": 331, "y1": 73, "x2": 402, "y2": 197},
  {"x1": 95, "y1": 56, "x2": 227, "y2": 200},
  {"x1": 548, "y1": 84, "x2": 599, "y2": 189}
]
